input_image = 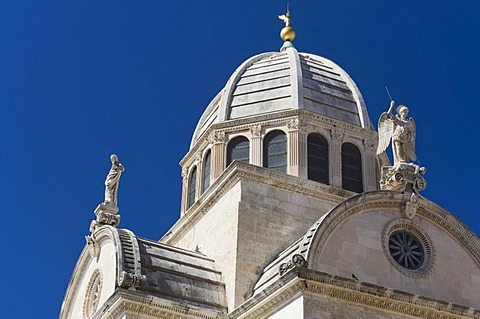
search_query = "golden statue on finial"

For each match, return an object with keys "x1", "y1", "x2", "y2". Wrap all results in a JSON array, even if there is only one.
[
  {"x1": 278, "y1": 4, "x2": 296, "y2": 42},
  {"x1": 278, "y1": 5, "x2": 291, "y2": 27}
]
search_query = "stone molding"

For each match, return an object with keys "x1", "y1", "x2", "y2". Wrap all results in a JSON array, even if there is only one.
[
  {"x1": 101, "y1": 289, "x2": 226, "y2": 319},
  {"x1": 182, "y1": 109, "x2": 376, "y2": 167},
  {"x1": 162, "y1": 162, "x2": 353, "y2": 245},
  {"x1": 416, "y1": 206, "x2": 480, "y2": 268},
  {"x1": 300, "y1": 191, "x2": 480, "y2": 270},
  {"x1": 229, "y1": 268, "x2": 480, "y2": 319}
]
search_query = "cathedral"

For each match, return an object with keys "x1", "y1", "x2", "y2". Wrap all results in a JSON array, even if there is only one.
[{"x1": 60, "y1": 12, "x2": 480, "y2": 319}]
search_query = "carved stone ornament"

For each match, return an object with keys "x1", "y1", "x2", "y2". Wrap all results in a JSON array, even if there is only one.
[
  {"x1": 85, "y1": 235, "x2": 100, "y2": 258},
  {"x1": 90, "y1": 154, "x2": 124, "y2": 232},
  {"x1": 331, "y1": 128, "x2": 344, "y2": 141},
  {"x1": 249, "y1": 124, "x2": 262, "y2": 137},
  {"x1": 279, "y1": 254, "x2": 307, "y2": 276},
  {"x1": 118, "y1": 271, "x2": 146, "y2": 290},
  {"x1": 209, "y1": 130, "x2": 226, "y2": 144},
  {"x1": 363, "y1": 137, "x2": 376, "y2": 151},
  {"x1": 104, "y1": 154, "x2": 124, "y2": 207},
  {"x1": 181, "y1": 167, "x2": 188, "y2": 180},
  {"x1": 377, "y1": 101, "x2": 417, "y2": 166},
  {"x1": 379, "y1": 163, "x2": 426, "y2": 193},
  {"x1": 93, "y1": 203, "x2": 121, "y2": 229},
  {"x1": 194, "y1": 151, "x2": 202, "y2": 163},
  {"x1": 403, "y1": 192, "x2": 419, "y2": 219},
  {"x1": 287, "y1": 118, "x2": 306, "y2": 132},
  {"x1": 376, "y1": 101, "x2": 427, "y2": 193},
  {"x1": 83, "y1": 269, "x2": 102, "y2": 318}
]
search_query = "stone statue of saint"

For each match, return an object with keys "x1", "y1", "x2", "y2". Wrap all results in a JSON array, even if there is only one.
[
  {"x1": 377, "y1": 100, "x2": 417, "y2": 166},
  {"x1": 104, "y1": 154, "x2": 125, "y2": 206}
]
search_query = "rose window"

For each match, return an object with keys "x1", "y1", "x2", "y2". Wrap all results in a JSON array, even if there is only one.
[{"x1": 388, "y1": 230, "x2": 424, "y2": 270}]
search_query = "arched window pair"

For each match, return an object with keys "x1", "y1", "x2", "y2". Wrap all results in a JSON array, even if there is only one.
[
  {"x1": 226, "y1": 131, "x2": 288, "y2": 173},
  {"x1": 188, "y1": 132, "x2": 364, "y2": 210},
  {"x1": 187, "y1": 150, "x2": 212, "y2": 209},
  {"x1": 307, "y1": 133, "x2": 363, "y2": 193}
]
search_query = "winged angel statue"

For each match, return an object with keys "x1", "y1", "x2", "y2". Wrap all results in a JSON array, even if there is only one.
[{"x1": 377, "y1": 100, "x2": 416, "y2": 166}]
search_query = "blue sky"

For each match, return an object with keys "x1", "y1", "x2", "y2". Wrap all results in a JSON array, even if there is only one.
[{"x1": 1, "y1": 1, "x2": 479, "y2": 317}]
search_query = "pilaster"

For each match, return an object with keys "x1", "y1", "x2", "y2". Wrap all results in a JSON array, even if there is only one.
[
  {"x1": 195, "y1": 152, "x2": 202, "y2": 200},
  {"x1": 180, "y1": 167, "x2": 188, "y2": 215},
  {"x1": 363, "y1": 137, "x2": 377, "y2": 191},
  {"x1": 330, "y1": 128, "x2": 344, "y2": 188},
  {"x1": 250, "y1": 124, "x2": 262, "y2": 166},
  {"x1": 210, "y1": 131, "x2": 226, "y2": 181},
  {"x1": 287, "y1": 118, "x2": 306, "y2": 178}
]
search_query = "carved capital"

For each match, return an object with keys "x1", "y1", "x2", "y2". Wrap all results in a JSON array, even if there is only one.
[
  {"x1": 331, "y1": 128, "x2": 344, "y2": 141},
  {"x1": 287, "y1": 118, "x2": 306, "y2": 132},
  {"x1": 209, "y1": 130, "x2": 226, "y2": 144},
  {"x1": 249, "y1": 124, "x2": 262, "y2": 137}
]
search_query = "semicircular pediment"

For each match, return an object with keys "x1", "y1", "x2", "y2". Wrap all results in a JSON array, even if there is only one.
[{"x1": 301, "y1": 191, "x2": 480, "y2": 308}]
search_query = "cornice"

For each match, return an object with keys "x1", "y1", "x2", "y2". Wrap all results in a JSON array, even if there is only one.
[
  {"x1": 229, "y1": 268, "x2": 480, "y2": 319},
  {"x1": 100, "y1": 289, "x2": 226, "y2": 319},
  {"x1": 416, "y1": 204, "x2": 480, "y2": 268},
  {"x1": 182, "y1": 109, "x2": 377, "y2": 167}
]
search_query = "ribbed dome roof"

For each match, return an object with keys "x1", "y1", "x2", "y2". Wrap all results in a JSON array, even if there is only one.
[{"x1": 191, "y1": 42, "x2": 373, "y2": 149}]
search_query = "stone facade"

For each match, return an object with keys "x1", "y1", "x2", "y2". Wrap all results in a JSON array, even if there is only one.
[{"x1": 61, "y1": 40, "x2": 480, "y2": 319}]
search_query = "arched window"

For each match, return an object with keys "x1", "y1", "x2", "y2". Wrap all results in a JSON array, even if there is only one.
[
  {"x1": 263, "y1": 130, "x2": 287, "y2": 173},
  {"x1": 187, "y1": 166, "x2": 197, "y2": 209},
  {"x1": 342, "y1": 143, "x2": 363, "y2": 193},
  {"x1": 202, "y1": 150, "x2": 211, "y2": 193},
  {"x1": 227, "y1": 136, "x2": 250, "y2": 166},
  {"x1": 308, "y1": 133, "x2": 329, "y2": 184}
]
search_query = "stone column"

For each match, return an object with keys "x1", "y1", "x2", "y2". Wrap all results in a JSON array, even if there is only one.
[
  {"x1": 250, "y1": 124, "x2": 262, "y2": 166},
  {"x1": 210, "y1": 130, "x2": 226, "y2": 181},
  {"x1": 330, "y1": 128, "x2": 344, "y2": 188},
  {"x1": 287, "y1": 118, "x2": 307, "y2": 178},
  {"x1": 363, "y1": 137, "x2": 377, "y2": 191}
]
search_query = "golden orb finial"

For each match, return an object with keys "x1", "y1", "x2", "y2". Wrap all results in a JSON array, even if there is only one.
[{"x1": 278, "y1": 5, "x2": 296, "y2": 42}]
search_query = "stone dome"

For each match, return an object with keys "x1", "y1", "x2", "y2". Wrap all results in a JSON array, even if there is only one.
[{"x1": 191, "y1": 42, "x2": 373, "y2": 149}]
